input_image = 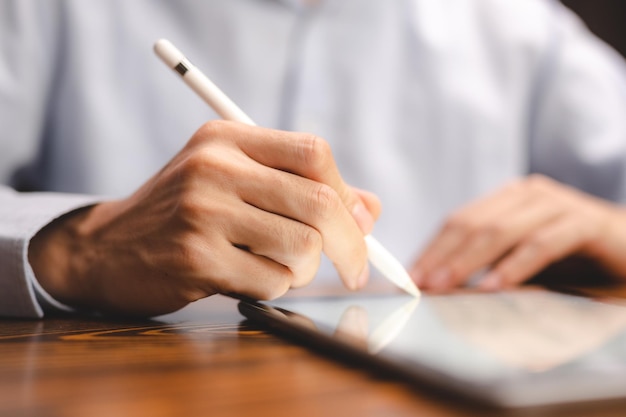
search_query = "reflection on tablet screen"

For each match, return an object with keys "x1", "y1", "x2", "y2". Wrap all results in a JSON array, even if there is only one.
[{"x1": 240, "y1": 289, "x2": 626, "y2": 408}]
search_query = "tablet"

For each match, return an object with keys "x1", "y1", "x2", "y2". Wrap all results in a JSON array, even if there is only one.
[{"x1": 238, "y1": 289, "x2": 626, "y2": 409}]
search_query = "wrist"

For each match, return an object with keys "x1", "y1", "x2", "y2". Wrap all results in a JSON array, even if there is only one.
[{"x1": 28, "y1": 205, "x2": 97, "y2": 309}]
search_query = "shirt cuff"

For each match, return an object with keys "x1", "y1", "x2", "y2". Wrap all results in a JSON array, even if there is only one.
[
  {"x1": 0, "y1": 187, "x2": 102, "y2": 318},
  {"x1": 28, "y1": 266, "x2": 77, "y2": 314}
]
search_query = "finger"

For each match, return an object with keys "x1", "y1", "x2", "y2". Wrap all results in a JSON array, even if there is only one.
[
  {"x1": 224, "y1": 200, "x2": 323, "y2": 288},
  {"x1": 237, "y1": 165, "x2": 368, "y2": 289},
  {"x1": 413, "y1": 180, "x2": 529, "y2": 289},
  {"x1": 190, "y1": 121, "x2": 369, "y2": 288},
  {"x1": 480, "y1": 214, "x2": 591, "y2": 290},
  {"x1": 335, "y1": 305, "x2": 369, "y2": 346},
  {"x1": 441, "y1": 195, "x2": 565, "y2": 288},
  {"x1": 208, "y1": 121, "x2": 376, "y2": 232},
  {"x1": 156, "y1": 193, "x2": 297, "y2": 301},
  {"x1": 208, "y1": 240, "x2": 295, "y2": 300}
]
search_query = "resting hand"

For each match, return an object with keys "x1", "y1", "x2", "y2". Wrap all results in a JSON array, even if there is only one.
[
  {"x1": 28, "y1": 121, "x2": 381, "y2": 316},
  {"x1": 410, "y1": 174, "x2": 626, "y2": 291}
]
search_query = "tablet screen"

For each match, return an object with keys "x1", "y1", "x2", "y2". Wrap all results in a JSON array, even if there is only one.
[{"x1": 238, "y1": 289, "x2": 626, "y2": 408}]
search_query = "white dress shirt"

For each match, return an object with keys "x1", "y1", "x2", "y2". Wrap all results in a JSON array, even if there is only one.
[{"x1": 1, "y1": 0, "x2": 625, "y2": 317}]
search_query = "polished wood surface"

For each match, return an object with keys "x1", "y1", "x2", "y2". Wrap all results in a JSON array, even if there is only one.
[{"x1": 2, "y1": 285, "x2": 626, "y2": 417}]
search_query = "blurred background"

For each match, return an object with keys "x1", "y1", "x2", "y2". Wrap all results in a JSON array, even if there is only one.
[{"x1": 562, "y1": 0, "x2": 626, "y2": 58}]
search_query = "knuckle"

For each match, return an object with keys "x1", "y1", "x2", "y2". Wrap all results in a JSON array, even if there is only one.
[
  {"x1": 174, "y1": 192, "x2": 203, "y2": 218},
  {"x1": 293, "y1": 227, "x2": 323, "y2": 256},
  {"x1": 180, "y1": 145, "x2": 237, "y2": 184},
  {"x1": 525, "y1": 173, "x2": 553, "y2": 192},
  {"x1": 298, "y1": 134, "x2": 332, "y2": 170},
  {"x1": 282, "y1": 228, "x2": 322, "y2": 288},
  {"x1": 195, "y1": 120, "x2": 230, "y2": 142},
  {"x1": 479, "y1": 221, "x2": 507, "y2": 242},
  {"x1": 310, "y1": 183, "x2": 342, "y2": 220},
  {"x1": 169, "y1": 232, "x2": 207, "y2": 273},
  {"x1": 179, "y1": 147, "x2": 213, "y2": 176},
  {"x1": 443, "y1": 213, "x2": 474, "y2": 238}
]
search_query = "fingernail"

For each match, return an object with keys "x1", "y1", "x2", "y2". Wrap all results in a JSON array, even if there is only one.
[
  {"x1": 356, "y1": 263, "x2": 370, "y2": 290},
  {"x1": 352, "y1": 202, "x2": 374, "y2": 233},
  {"x1": 479, "y1": 272, "x2": 501, "y2": 291}
]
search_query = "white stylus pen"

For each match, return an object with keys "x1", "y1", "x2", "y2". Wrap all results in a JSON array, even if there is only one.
[{"x1": 154, "y1": 39, "x2": 420, "y2": 298}]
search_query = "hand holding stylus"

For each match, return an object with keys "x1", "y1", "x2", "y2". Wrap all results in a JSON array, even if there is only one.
[
  {"x1": 154, "y1": 39, "x2": 420, "y2": 298},
  {"x1": 27, "y1": 38, "x2": 414, "y2": 318}
]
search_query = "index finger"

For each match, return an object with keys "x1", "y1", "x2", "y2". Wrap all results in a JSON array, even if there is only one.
[{"x1": 216, "y1": 122, "x2": 377, "y2": 232}]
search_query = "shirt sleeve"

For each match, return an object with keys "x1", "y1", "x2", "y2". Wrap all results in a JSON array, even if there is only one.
[
  {"x1": 0, "y1": 186, "x2": 100, "y2": 318},
  {"x1": 530, "y1": 3, "x2": 626, "y2": 203}
]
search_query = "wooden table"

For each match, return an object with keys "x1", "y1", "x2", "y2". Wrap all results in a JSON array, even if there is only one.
[{"x1": 2, "y1": 285, "x2": 626, "y2": 417}]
